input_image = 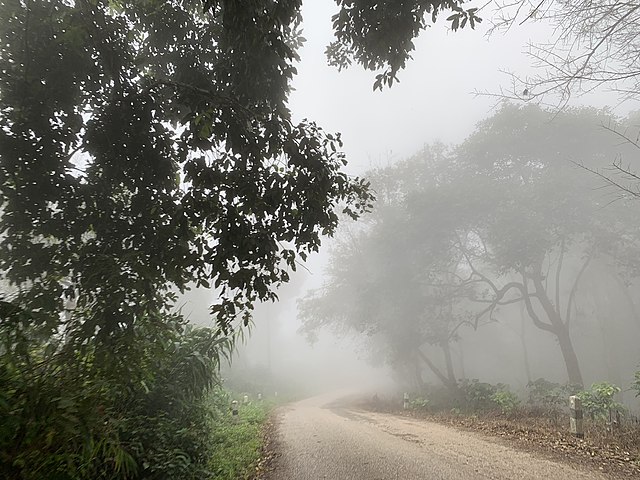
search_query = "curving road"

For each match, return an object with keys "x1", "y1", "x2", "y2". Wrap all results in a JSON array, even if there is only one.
[{"x1": 267, "y1": 393, "x2": 610, "y2": 480}]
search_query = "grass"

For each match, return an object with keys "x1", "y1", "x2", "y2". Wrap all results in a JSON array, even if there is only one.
[{"x1": 209, "y1": 399, "x2": 273, "y2": 480}]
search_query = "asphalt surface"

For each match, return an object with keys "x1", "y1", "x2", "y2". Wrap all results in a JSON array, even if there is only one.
[{"x1": 268, "y1": 393, "x2": 611, "y2": 480}]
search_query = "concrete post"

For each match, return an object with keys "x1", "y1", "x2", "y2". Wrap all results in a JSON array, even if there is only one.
[
  {"x1": 403, "y1": 392, "x2": 409, "y2": 410},
  {"x1": 243, "y1": 394, "x2": 249, "y2": 404},
  {"x1": 231, "y1": 400, "x2": 239, "y2": 417},
  {"x1": 257, "y1": 393, "x2": 262, "y2": 401},
  {"x1": 569, "y1": 395, "x2": 584, "y2": 438}
]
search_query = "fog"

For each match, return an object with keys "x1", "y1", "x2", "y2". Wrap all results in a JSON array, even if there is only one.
[
  {"x1": 9, "y1": 4, "x2": 640, "y2": 479},
  {"x1": 179, "y1": 4, "x2": 640, "y2": 408}
]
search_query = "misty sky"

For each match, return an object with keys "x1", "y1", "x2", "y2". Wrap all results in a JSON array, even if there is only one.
[
  {"x1": 227, "y1": 2, "x2": 640, "y2": 394},
  {"x1": 289, "y1": 2, "x2": 636, "y2": 175},
  {"x1": 235, "y1": 4, "x2": 556, "y2": 386}
]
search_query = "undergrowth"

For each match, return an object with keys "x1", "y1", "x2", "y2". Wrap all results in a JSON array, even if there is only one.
[{"x1": 209, "y1": 391, "x2": 273, "y2": 480}]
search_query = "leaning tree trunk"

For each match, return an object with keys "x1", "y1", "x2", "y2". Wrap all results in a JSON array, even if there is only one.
[
  {"x1": 417, "y1": 347, "x2": 458, "y2": 391},
  {"x1": 530, "y1": 270, "x2": 585, "y2": 388},
  {"x1": 519, "y1": 302, "x2": 532, "y2": 384},
  {"x1": 555, "y1": 325, "x2": 584, "y2": 387}
]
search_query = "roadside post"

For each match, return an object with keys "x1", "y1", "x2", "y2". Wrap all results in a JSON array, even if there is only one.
[
  {"x1": 403, "y1": 392, "x2": 409, "y2": 410},
  {"x1": 569, "y1": 395, "x2": 584, "y2": 438},
  {"x1": 231, "y1": 400, "x2": 239, "y2": 420},
  {"x1": 243, "y1": 394, "x2": 249, "y2": 404}
]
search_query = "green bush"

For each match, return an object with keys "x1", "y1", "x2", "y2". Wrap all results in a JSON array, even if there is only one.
[
  {"x1": 0, "y1": 318, "x2": 236, "y2": 480},
  {"x1": 527, "y1": 378, "x2": 575, "y2": 411},
  {"x1": 492, "y1": 390, "x2": 520, "y2": 414},
  {"x1": 459, "y1": 379, "x2": 498, "y2": 411},
  {"x1": 577, "y1": 382, "x2": 624, "y2": 421},
  {"x1": 631, "y1": 370, "x2": 640, "y2": 398},
  {"x1": 408, "y1": 397, "x2": 430, "y2": 410}
]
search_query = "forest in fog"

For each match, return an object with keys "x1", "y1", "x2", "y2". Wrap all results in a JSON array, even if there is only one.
[
  {"x1": 2, "y1": 0, "x2": 640, "y2": 478},
  {"x1": 298, "y1": 104, "x2": 640, "y2": 404}
]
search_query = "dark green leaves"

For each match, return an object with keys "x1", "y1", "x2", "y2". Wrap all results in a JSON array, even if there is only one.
[
  {"x1": 0, "y1": 0, "x2": 373, "y2": 341},
  {"x1": 328, "y1": 0, "x2": 483, "y2": 89}
]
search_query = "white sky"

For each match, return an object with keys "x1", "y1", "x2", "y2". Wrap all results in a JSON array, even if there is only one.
[
  {"x1": 288, "y1": 1, "x2": 634, "y2": 175},
  {"x1": 289, "y1": 1, "x2": 539, "y2": 174}
]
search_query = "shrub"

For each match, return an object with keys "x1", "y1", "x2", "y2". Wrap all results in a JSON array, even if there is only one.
[
  {"x1": 528, "y1": 378, "x2": 564, "y2": 408},
  {"x1": 492, "y1": 389, "x2": 520, "y2": 414},
  {"x1": 459, "y1": 379, "x2": 498, "y2": 411},
  {"x1": 0, "y1": 319, "x2": 234, "y2": 480},
  {"x1": 409, "y1": 397, "x2": 430, "y2": 410},
  {"x1": 577, "y1": 382, "x2": 625, "y2": 421},
  {"x1": 631, "y1": 370, "x2": 640, "y2": 398}
]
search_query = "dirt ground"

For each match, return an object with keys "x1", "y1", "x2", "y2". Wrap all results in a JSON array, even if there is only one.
[
  {"x1": 250, "y1": 393, "x2": 639, "y2": 479},
  {"x1": 367, "y1": 401, "x2": 640, "y2": 479}
]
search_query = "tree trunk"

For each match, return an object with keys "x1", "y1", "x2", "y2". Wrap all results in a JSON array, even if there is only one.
[
  {"x1": 556, "y1": 326, "x2": 584, "y2": 387},
  {"x1": 440, "y1": 341, "x2": 457, "y2": 386},
  {"x1": 519, "y1": 302, "x2": 532, "y2": 384},
  {"x1": 530, "y1": 269, "x2": 585, "y2": 388},
  {"x1": 413, "y1": 357, "x2": 426, "y2": 392},
  {"x1": 612, "y1": 272, "x2": 640, "y2": 332},
  {"x1": 417, "y1": 348, "x2": 457, "y2": 391}
]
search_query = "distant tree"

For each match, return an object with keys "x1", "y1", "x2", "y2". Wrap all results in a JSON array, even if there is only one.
[
  {"x1": 302, "y1": 105, "x2": 640, "y2": 390},
  {"x1": 487, "y1": 1, "x2": 640, "y2": 198},
  {"x1": 299, "y1": 146, "x2": 475, "y2": 390},
  {"x1": 490, "y1": 0, "x2": 640, "y2": 106},
  {"x1": 575, "y1": 113, "x2": 640, "y2": 200},
  {"x1": 408, "y1": 105, "x2": 640, "y2": 387}
]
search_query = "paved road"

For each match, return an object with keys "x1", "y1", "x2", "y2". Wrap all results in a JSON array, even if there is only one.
[{"x1": 268, "y1": 393, "x2": 610, "y2": 480}]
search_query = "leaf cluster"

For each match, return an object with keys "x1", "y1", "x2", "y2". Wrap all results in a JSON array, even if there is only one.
[
  {"x1": 577, "y1": 382, "x2": 625, "y2": 421},
  {"x1": 326, "y1": 0, "x2": 482, "y2": 90}
]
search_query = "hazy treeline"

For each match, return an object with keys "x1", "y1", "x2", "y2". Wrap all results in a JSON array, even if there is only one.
[{"x1": 301, "y1": 104, "x2": 640, "y2": 404}]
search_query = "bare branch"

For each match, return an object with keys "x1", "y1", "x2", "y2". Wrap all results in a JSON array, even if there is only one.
[{"x1": 485, "y1": 0, "x2": 640, "y2": 107}]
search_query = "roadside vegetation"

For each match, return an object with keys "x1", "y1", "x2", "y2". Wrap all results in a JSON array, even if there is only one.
[
  {"x1": 369, "y1": 376, "x2": 640, "y2": 477},
  {"x1": 209, "y1": 390, "x2": 274, "y2": 480}
]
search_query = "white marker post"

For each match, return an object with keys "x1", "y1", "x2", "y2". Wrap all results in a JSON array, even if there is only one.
[
  {"x1": 231, "y1": 400, "x2": 239, "y2": 418},
  {"x1": 243, "y1": 394, "x2": 249, "y2": 404},
  {"x1": 403, "y1": 392, "x2": 409, "y2": 410},
  {"x1": 569, "y1": 395, "x2": 584, "y2": 438}
]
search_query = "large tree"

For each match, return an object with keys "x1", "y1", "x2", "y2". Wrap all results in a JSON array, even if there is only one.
[
  {"x1": 408, "y1": 105, "x2": 640, "y2": 387},
  {"x1": 300, "y1": 145, "x2": 476, "y2": 390},
  {"x1": 0, "y1": 0, "x2": 488, "y2": 359},
  {"x1": 302, "y1": 105, "x2": 640, "y2": 390},
  {"x1": 0, "y1": 1, "x2": 483, "y2": 477}
]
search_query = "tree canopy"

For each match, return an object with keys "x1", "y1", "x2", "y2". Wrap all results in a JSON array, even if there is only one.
[
  {"x1": 0, "y1": 1, "x2": 487, "y2": 477},
  {"x1": 301, "y1": 105, "x2": 640, "y2": 389}
]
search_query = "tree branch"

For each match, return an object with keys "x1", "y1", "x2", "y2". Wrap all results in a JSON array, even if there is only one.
[
  {"x1": 417, "y1": 348, "x2": 455, "y2": 388},
  {"x1": 517, "y1": 269, "x2": 557, "y2": 334}
]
